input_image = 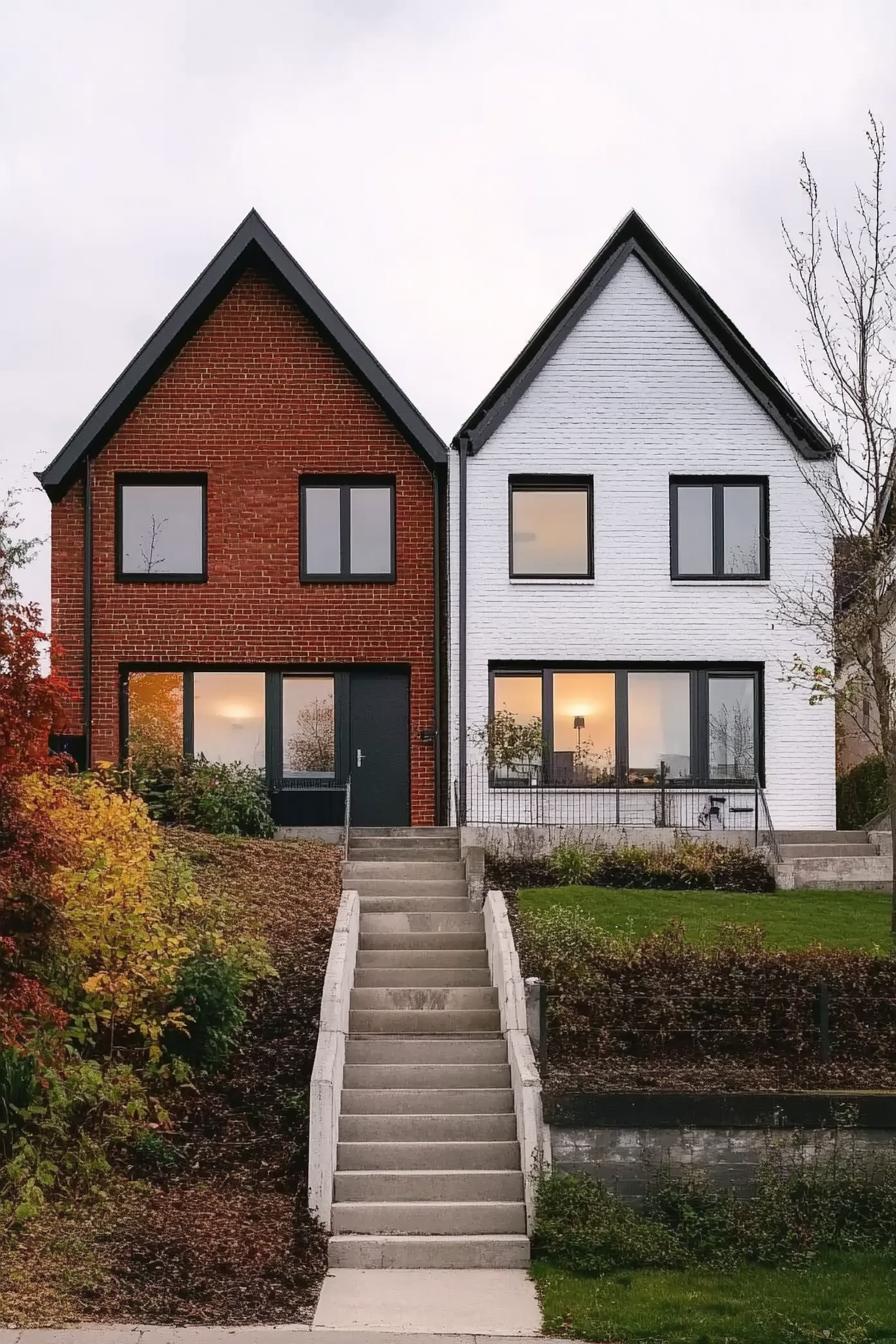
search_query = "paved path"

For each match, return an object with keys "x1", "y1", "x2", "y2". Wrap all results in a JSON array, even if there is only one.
[
  {"x1": 0, "y1": 1331, "x2": 581, "y2": 1343},
  {"x1": 313, "y1": 1269, "x2": 541, "y2": 1335}
]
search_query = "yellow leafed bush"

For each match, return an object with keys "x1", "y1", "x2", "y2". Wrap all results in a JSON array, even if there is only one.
[{"x1": 20, "y1": 774, "x2": 205, "y2": 1056}]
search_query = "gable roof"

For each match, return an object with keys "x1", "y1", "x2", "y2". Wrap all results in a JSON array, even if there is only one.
[
  {"x1": 38, "y1": 210, "x2": 447, "y2": 498},
  {"x1": 453, "y1": 209, "x2": 832, "y2": 460}
]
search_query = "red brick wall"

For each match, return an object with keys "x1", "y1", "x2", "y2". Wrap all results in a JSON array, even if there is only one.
[{"x1": 50, "y1": 266, "x2": 440, "y2": 824}]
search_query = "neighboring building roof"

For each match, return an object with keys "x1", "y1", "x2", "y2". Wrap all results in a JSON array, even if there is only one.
[
  {"x1": 453, "y1": 209, "x2": 832, "y2": 460},
  {"x1": 38, "y1": 210, "x2": 447, "y2": 498}
]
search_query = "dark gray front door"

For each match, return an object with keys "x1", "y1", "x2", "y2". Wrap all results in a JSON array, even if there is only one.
[{"x1": 349, "y1": 669, "x2": 410, "y2": 825}]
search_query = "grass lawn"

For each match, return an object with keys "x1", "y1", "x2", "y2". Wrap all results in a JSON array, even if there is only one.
[
  {"x1": 518, "y1": 886, "x2": 892, "y2": 952},
  {"x1": 533, "y1": 1253, "x2": 896, "y2": 1343}
]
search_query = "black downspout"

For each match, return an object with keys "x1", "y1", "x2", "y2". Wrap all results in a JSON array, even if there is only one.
[
  {"x1": 431, "y1": 465, "x2": 443, "y2": 825},
  {"x1": 457, "y1": 433, "x2": 469, "y2": 824},
  {"x1": 83, "y1": 457, "x2": 93, "y2": 767}
]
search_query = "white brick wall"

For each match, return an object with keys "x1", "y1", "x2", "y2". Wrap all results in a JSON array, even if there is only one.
[{"x1": 449, "y1": 255, "x2": 836, "y2": 831}]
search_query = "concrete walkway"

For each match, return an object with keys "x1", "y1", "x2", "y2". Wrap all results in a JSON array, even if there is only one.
[
  {"x1": 312, "y1": 1269, "x2": 541, "y2": 1335},
  {"x1": 0, "y1": 1330, "x2": 581, "y2": 1343}
]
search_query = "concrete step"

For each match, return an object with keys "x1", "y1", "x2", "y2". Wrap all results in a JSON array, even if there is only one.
[
  {"x1": 353, "y1": 967, "x2": 492, "y2": 988},
  {"x1": 327, "y1": 1233, "x2": 530, "y2": 1269},
  {"x1": 349, "y1": 1009, "x2": 502, "y2": 1034},
  {"x1": 331, "y1": 1200, "x2": 526, "y2": 1236},
  {"x1": 337, "y1": 1140, "x2": 521, "y2": 1171},
  {"x1": 351, "y1": 987, "x2": 498, "y2": 1011},
  {"x1": 360, "y1": 933, "x2": 486, "y2": 951},
  {"x1": 356, "y1": 948, "x2": 489, "y2": 967},
  {"x1": 358, "y1": 896, "x2": 470, "y2": 913},
  {"x1": 345, "y1": 861, "x2": 467, "y2": 879},
  {"x1": 345, "y1": 1037, "x2": 508, "y2": 1065},
  {"x1": 339, "y1": 1114, "x2": 517, "y2": 1143},
  {"x1": 343, "y1": 1063, "x2": 511, "y2": 1090},
  {"x1": 775, "y1": 829, "x2": 869, "y2": 843},
  {"x1": 777, "y1": 854, "x2": 892, "y2": 891},
  {"x1": 334, "y1": 1168, "x2": 523, "y2": 1202},
  {"x1": 341, "y1": 1088, "x2": 515, "y2": 1115},
  {"x1": 360, "y1": 912, "x2": 483, "y2": 933},
  {"x1": 779, "y1": 843, "x2": 874, "y2": 858},
  {"x1": 349, "y1": 846, "x2": 461, "y2": 862},
  {"x1": 354, "y1": 880, "x2": 470, "y2": 901},
  {"x1": 349, "y1": 827, "x2": 459, "y2": 839}
]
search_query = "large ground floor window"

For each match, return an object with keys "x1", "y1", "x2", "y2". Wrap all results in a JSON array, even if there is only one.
[
  {"x1": 121, "y1": 664, "x2": 414, "y2": 827},
  {"x1": 489, "y1": 663, "x2": 761, "y2": 785}
]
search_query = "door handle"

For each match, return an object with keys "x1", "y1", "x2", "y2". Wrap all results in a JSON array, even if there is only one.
[{"x1": 356, "y1": 748, "x2": 365, "y2": 768}]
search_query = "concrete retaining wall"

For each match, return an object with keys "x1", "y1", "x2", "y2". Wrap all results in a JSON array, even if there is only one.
[
  {"x1": 308, "y1": 888, "x2": 360, "y2": 1227},
  {"x1": 483, "y1": 889, "x2": 548, "y2": 1228},
  {"x1": 462, "y1": 824, "x2": 765, "y2": 859},
  {"x1": 548, "y1": 1092, "x2": 896, "y2": 1202}
]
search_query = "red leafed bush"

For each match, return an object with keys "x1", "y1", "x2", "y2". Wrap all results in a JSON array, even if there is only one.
[
  {"x1": 0, "y1": 935, "x2": 66, "y2": 1048},
  {"x1": 521, "y1": 908, "x2": 896, "y2": 1070}
]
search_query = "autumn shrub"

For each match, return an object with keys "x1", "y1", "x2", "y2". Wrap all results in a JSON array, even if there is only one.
[
  {"x1": 520, "y1": 909, "x2": 896, "y2": 1066},
  {"x1": 0, "y1": 1046, "x2": 36, "y2": 1158},
  {"x1": 489, "y1": 836, "x2": 772, "y2": 894}
]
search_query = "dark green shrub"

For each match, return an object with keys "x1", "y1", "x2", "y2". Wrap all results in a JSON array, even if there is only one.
[
  {"x1": 165, "y1": 949, "x2": 250, "y2": 1072},
  {"x1": 129, "y1": 1129, "x2": 182, "y2": 1177},
  {"x1": 133, "y1": 754, "x2": 275, "y2": 837},
  {"x1": 837, "y1": 755, "x2": 887, "y2": 830},
  {"x1": 533, "y1": 1169, "x2": 686, "y2": 1273},
  {"x1": 535, "y1": 1150, "x2": 896, "y2": 1275},
  {"x1": 495, "y1": 837, "x2": 773, "y2": 894},
  {"x1": 0, "y1": 1046, "x2": 36, "y2": 1157}
]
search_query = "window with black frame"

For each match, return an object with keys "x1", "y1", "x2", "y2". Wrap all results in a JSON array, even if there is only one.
[
  {"x1": 486, "y1": 666, "x2": 759, "y2": 787},
  {"x1": 509, "y1": 476, "x2": 593, "y2": 578},
  {"x1": 670, "y1": 477, "x2": 768, "y2": 580},
  {"x1": 301, "y1": 477, "x2": 395, "y2": 582},
  {"x1": 117, "y1": 474, "x2": 206, "y2": 580}
]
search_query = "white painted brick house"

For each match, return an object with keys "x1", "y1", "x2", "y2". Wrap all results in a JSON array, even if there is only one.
[{"x1": 449, "y1": 211, "x2": 836, "y2": 833}]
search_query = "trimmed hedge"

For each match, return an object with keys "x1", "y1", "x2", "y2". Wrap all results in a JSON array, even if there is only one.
[
  {"x1": 487, "y1": 837, "x2": 773, "y2": 895},
  {"x1": 520, "y1": 909, "x2": 896, "y2": 1066},
  {"x1": 837, "y1": 755, "x2": 887, "y2": 830}
]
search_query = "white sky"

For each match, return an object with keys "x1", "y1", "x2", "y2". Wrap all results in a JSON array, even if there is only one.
[{"x1": 2, "y1": 0, "x2": 895, "y2": 617}]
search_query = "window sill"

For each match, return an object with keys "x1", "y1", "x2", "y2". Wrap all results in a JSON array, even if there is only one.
[
  {"x1": 671, "y1": 579, "x2": 770, "y2": 587},
  {"x1": 116, "y1": 574, "x2": 208, "y2": 584},
  {"x1": 509, "y1": 578, "x2": 595, "y2": 587}
]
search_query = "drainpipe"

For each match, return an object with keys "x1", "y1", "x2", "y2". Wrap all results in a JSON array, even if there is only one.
[
  {"x1": 82, "y1": 457, "x2": 93, "y2": 767},
  {"x1": 431, "y1": 465, "x2": 443, "y2": 825},
  {"x1": 457, "y1": 432, "x2": 470, "y2": 824}
]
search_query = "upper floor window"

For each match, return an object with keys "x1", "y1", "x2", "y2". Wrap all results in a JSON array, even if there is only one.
[
  {"x1": 117, "y1": 473, "x2": 206, "y2": 581},
  {"x1": 300, "y1": 476, "x2": 395, "y2": 582},
  {"x1": 670, "y1": 476, "x2": 768, "y2": 580},
  {"x1": 509, "y1": 476, "x2": 593, "y2": 578}
]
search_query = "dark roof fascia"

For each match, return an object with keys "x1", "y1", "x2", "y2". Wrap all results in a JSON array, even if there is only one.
[
  {"x1": 454, "y1": 211, "x2": 832, "y2": 462},
  {"x1": 39, "y1": 210, "x2": 446, "y2": 499}
]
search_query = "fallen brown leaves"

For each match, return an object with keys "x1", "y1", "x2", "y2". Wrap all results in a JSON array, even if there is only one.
[{"x1": 0, "y1": 831, "x2": 341, "y2": 1327}]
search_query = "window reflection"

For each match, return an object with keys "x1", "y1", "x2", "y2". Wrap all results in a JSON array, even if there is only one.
[
  {"x1": 627, "y1": 672, "x2": 690, "y2": 783},
  {"x1": 709, "y1": 677, "x2": 755, "y2": 779},
  {"x1": 283, "y1": 676, "x2": 335, "y2": 776},
  {"x1": 551, "y1": 672, "x2": 615, "y2": 783},
  {"x1": 511, "y1": 486, "x2": 590, "y2": 576},
  {"x1": 193, "y1": 672, "x2": 266, "y2": 768},
  {"x1": 492, "y1": 675, "x2": 542, "y2": 780},
  {"x1": 128, "y1": 671, "x2": 183, "y2": 765}
]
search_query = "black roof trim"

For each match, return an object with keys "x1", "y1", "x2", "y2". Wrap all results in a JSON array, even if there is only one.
[
  {"x1": 39, "y1": 210, "x2": 446, "y2": 498},
  {"x1": 453, "y1": 209, "x2": 832, "y2": 461}
]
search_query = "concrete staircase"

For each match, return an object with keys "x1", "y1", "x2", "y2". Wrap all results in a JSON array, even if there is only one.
[
  {"x1": 775, "y1": 829, "x2": 891, "y2": 890},
  {"x1": 328, "y1": 827, "x2": 529, "y2": 1270}
]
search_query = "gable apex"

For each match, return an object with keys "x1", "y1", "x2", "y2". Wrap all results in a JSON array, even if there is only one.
[
  {"x1": 454, "y1": 210, "x2": 831, "y2": 461},
  {"x1": 39, "y1": 211, "x2": 446, "y2": 498}
]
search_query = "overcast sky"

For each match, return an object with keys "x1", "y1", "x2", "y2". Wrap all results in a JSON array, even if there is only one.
[{"x1": 3, "y1": 0, "x2": 895, "y2": 616}]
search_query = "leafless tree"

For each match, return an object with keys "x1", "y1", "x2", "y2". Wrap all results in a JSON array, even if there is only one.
[
  {"x1": 778, "y1": 113, "x2": 896, "y2": 931},
  {"x1": 286, "y1": 697, "x2": 335, "y2": 773}
]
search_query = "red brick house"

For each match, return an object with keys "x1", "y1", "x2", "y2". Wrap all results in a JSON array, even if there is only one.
[{"x1": 39, "y1": 211, "x2": 448, "y2": 826}]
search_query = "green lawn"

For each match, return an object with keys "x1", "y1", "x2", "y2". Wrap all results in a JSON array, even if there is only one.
[
  {"x1": 533, "y1": 1254, "x2": 896, "y2": 1343},
  {"x1": 518, "y1": 886, "x2": 893, "y2": 952}
]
